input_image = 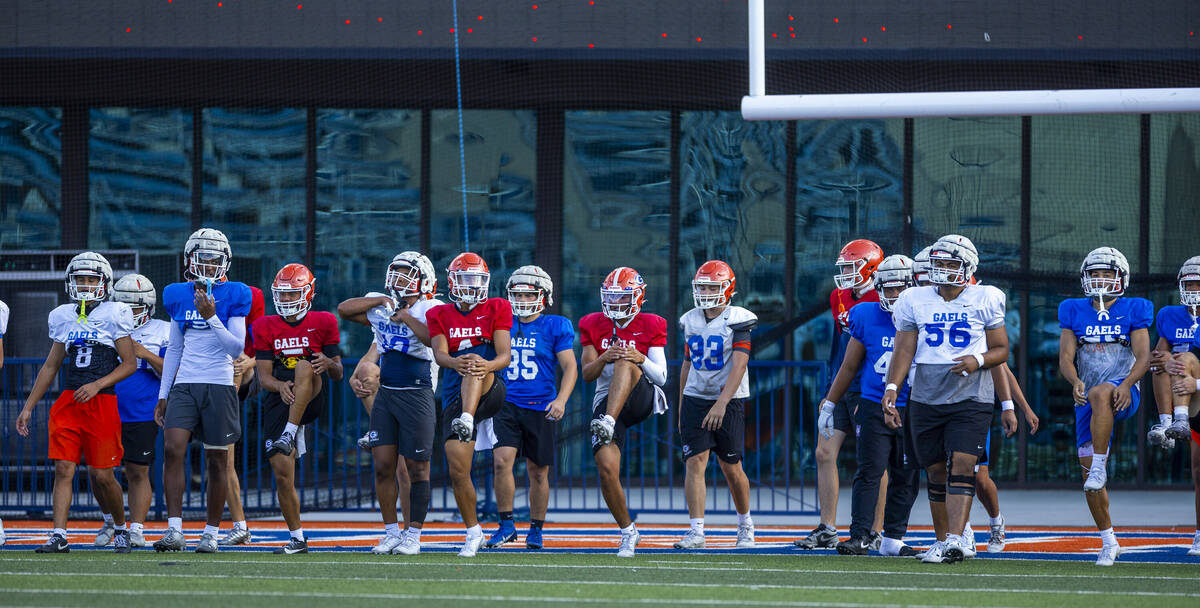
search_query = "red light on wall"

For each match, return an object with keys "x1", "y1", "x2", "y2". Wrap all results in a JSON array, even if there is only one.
[
  {"x1": 417, "y1": 30, "x2": 423, "y2": 35},
  {"x1": 771, "y1": 32, "x2": 777, "y2": 38},
  {"x1": 881, "y1": 26, "x2": 886, "y2": 32},
  {"x1": 217, "y1": 2, "x2": 222, "y2": 6},
  {"x1": 466, "y1": 28, "x2": 473, "y2": 33},
  {"x1": 695, "y1": 37, "x2": 702, "y2": 42},
  {"x1": 833, "y1": 18, "x2": 839, "y2": 23},
  {"x1": 862, "y1": 37, "x2": 868, "y2": 42},
  {"x1": 588, "y1": 43, "x2": 595, "y2": 48},
  {"x1": 788, "y1": 15, "x2": 794, "y2": 21},
  {"x1": 661, "y1": 32, "x2": 667, "y2": 38},
  {"x1": 947, "y1": 24, "x2": 952, "y2": 29},
  {"x1": 531, "y1": 36, "x2": 538, "y2": 41},
  {"x1": 297, "y1": 4, "x2": 301, "y2": 8},
  {"x1": 531, "y1": 4, "x2": 538, "y2": 8},
  {"x1": 345, "y1": 19, "x2": 351, "y2": 24},
  {"x1": 790, "y1": 33, "x2": 796, "y2": 38},
  {"x1": 477, "y1": 15, "x2": 483, "y2": 20},
  {"x1": 378, "y1": 18, "x2": 383, "y2": 22},
  {"x1": 788, "y1": 26, "x2": 794, "y2": 31},
  {"x1": 1077, "y1": 35, "x2": 1083, "y2": 39},
  {"x1": 126, "y1": 27, "x2": 132, "y2": 32}
]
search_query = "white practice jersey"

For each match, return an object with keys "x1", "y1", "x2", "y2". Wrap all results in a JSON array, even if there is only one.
[
  {"x1": 130, "y1": 319, "x2": 172, "y2": 375},
  {"x1": 679, "y1": 305, "x2": 757, "y2": 400},
  {"x1": 48, "y1": 301, "x2": 135, "y2": 390},
  {"x1": 366, "y1": 292, "x2": 441, "y2": 391},
  {"x1": 0, "y1": 298, "x2": 9, "y2": 337}
]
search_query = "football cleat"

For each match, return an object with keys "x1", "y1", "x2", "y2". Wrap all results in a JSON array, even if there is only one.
[
  {"x1": 112, "y1": 529, "x2": 131, "y2": 554},
  {"x1": 794, "y1": 524, "x2": 839, "y2": 549},
  {"x1": 1165, "y1": 418, "x2": 1192, "y2": 441},
  {"x1": 195, "y1": 532, "x2": 219, "y2": 553},
  {"x1": 868, "y1": 530, "x2": 882, "y2": 552},
  {"x1": 673, "y1": 529, "x2": 705, "y2": 550},
  {"x1": 920, "y1": 540, "x2": 948, "y2": 563},
  {"x1": 394, "y1": 534, "x2": 422, "y2": 555},
  {"x1": 274, "y1": 537, "x2": 308, "y2": 555},
  {"x1": 961, "y1": 524, "x2": 977, "y2": 557},
  {"x1": 35, "y1": 533, "x2": 70, "y2": 554},
  {"x1": 898, "y1": 545, "x2": 920, "y2": 557},
  {"x1": 129, "y1": 528, "x2": 147, "y2": 548},
  {"x1": 0, "y1": 527, "x2": 6, "y2": 547},
  {"x1": 590, "y1": 415, "x2": 616, "y2": 445},
  {"x1": 736, "y1": 523, "x2": 756, "y2": 548},
  {"x1": 835, "y1": 535, "x2": 872, "y2": 556},
  {"x1": 450, "y1": 414, "x2": 474, "y2": 443},
  {"x1": 218, "y1": 527, "x2": 252, "y2": 546},
  {"x1": 458, "y1": 531, "x2": 484, "y2": 558},
  {"x1": 525, "y1": 527, "x2": 544, "y2": 550},
  {"x1": 617, "y1": 527, "x2": 640, "y2": 558},
  {"x1": 266, "y1": 433, "x2": 296, "y2": 458},
  {"x1": 1188, "y1": 533, "x2": 1200, "y2": 556},
  {"x1": 357, "y1": 432, "x2": 372, "y2": 451},
  {"x1": 1148, "y1": 423, "x2": 1170, "y2": 447},
  {"x1": 94, "y1": 521, "x2": 116, "y2": 546},
  {"x1": 153, "y1": 528, "x2": 187, "y2": 552},
  {"x1": 941, "y1": 535, "x2": 971, "y2": 563},
  {"x1": 1084, "y1": 464, "x2": 1107, "y2": 492},
  {"x1": 485, "y1": 522, "x2": 518, "y2": 548},
  {"x1": 1096, "y1": 542, "x2": 1121, "y2": 566},
  {"x1": 371, "y1": 534, "x2": 404, "y2": 554},
  {"x1": 987, "y1": 516, "x2": 1006, "y2": 553}
]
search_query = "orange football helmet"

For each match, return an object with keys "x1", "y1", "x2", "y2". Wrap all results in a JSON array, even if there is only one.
[
  {"x1": 272, "y1": 263, "x2": 315, "y2": 318},
  {"x1": 834, "y1": 239, "x2": 884, "y2": 290},
  {"x1": 447, "y1": 252, "x2": 490, "y2": 305},
  {"x1": 601, "y1": 266, "x2": 645, "y2": 321},
  {"x1": 692, "y1": 260, "x2": 736, "y2": 309}
]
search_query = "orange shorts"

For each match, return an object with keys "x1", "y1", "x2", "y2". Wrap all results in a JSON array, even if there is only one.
[{"x1": 48, "y1": 391, "x2": 123, "y2": 467}]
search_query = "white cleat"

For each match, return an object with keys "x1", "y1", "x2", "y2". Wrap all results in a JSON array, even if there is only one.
[
  {"x1": 129, "y1": 528, "x2": 147, "y2": 548},
  {"x1": 450, "y1": 414, "x2": 475, "y2": 443},
  {"x1": 590, "y1": 415, "x2": 616, "y2": 445},
  {"x1": 920, "y1": 540, "x2": 948, "y2": 563},
  {"x1": 458, "y1": 532, "x2": 484, "y2": 557},
  {"x1": 371, "y1": 534, "x2": 404, "y2": 555},
  {"x1": 393, "y1": 534, "x2": 421, "y2": 555},
  {"x1": 736, "y1": 524, "x2": 756, "y2": 548},
  {"x1": 960, "y1": 525, "x2": 977, "y2": 558},
  {"x1": 673, "y1": 529, "x2": 705, "y2": 549},
  {"x1": 357, "y1": 432, "x2": 372, "y2": 451},
  {"x1": 1148, "y1": 423, "x2": 1170, "y2": 447},
  {"x1": 1188, "y1": 534, "x2": 1200, "y2": 556},
  {"x1": 617, "y1": 526, "x2": 640, "y2": 558},
  {"x1": 1083, "y1": 464, "x2": 1107, "y2": 492},
  {"x1": 1096, "y1": 542, "x2": 1121, "y2": 566},
  {"x1": 0, "y1": 528, "x2": 5, "y2": 547},
  {"x1": 94, "y1": 521, "x2": 116, "y2": 547},
  {"x1": 987, "y1": 516, "x2": 1006, "y2": 553},
  {"x1": 1165, "y1": 418, "x2": 1192, "y2": 441}
]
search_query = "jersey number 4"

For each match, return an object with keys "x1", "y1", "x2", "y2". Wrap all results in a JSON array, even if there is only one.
[
  {"x1": 687, "y1": 335, "x2": 724, "y2": 371},
  {"x1": 924, "y1": 322, "x2": 971, "y2": 348},
  {"x1": 507, "y1": 349, "x2": 538, "y2": 381}
]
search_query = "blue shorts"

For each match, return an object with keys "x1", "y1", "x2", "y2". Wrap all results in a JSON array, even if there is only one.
[{"x1": 1075, "y1": 379, "x2": 1140, "y2": 447}]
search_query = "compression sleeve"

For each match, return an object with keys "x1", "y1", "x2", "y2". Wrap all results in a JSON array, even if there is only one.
[
  {"x1": 640, "y1": 346, "x2": 668, "y2": 386},
  {"x1": 157, "y1": 322, "x2": 185, "y2": 400}
]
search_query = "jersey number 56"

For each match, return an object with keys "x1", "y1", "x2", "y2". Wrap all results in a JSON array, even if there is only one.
[{"x1": 924, "y1": 322, "x2": 971, "y2": 348}]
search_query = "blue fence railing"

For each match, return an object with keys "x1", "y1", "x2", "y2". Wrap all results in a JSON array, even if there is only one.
[{"x1": 0, "y1": 357, "x2": 825, "y2": 518}]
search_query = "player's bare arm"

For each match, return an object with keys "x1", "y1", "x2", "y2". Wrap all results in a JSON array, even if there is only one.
[
  {"x1": 349, "y1": 344, "x2": 380, "y2": 398},
  {"x1": 991, "y1": 363, "x2": 1018, "y2": 436},
  {"x1": 823, "y1": 337, "x2": 867, "y2": 406},
  {"x1": 392, "y1": 306, "x2": 433, "y2": 346},
  {"x1": 881, "y1": 329, "x2": 916, "y2": 410},
  {"x1": 135, "y1": 341, "x2": 165, "y2": 375},
  {"x1": 581, "y1": 344, "x2": 620, "y2": 382},
  {"x1": 1059, "y1": 328, "x2": 1087, "y2": 405},
  {"x1": 949, "y1": 325, "x2": 1008, "y2": 376},
  {"x1": 547, "y1": 347, "x2": 578, "y2": 421},
  {"x1": 432, "y1": 334, "x2": 472, "y2": 376},
  {"x1": 15, "y1": 341, "x2": 67, "y2": 437},
  {"x1": 1113, "y1": 328, "x2": 1149, "y2": 411},
  {"x1": 74, "y1": 335, "x2": 137, "y2": 403},
  {"x1": 257, "y1": 358, "x2": 296, "y2": 405},
  {"x1": 310, "y1": 352, "x2": 344, "y2": 381},
  {"x1": 337, "y1": 294, "x2": 394, "y2": 325}
]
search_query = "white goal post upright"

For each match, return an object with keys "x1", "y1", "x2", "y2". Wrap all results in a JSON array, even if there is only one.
[{"x1": 741, "y1": 0, "x2": 1200, "y2": 121}]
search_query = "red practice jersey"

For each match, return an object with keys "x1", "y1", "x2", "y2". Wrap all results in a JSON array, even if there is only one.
[
  {"x1": 426, "y1": 298, "x2": 514, "y2": 354},
  {"x1": 244, "y1": 285, "x2": 266, "y2": 358},
  {"x1": 578, "y1": 312, "x2": 668, "y2": 356},
  {"x1": 252, "y1": 310, "x2": 341, "y2": 380},
  {"x1": 829, "y1": 287, "x2": 879, "y2": 337}
]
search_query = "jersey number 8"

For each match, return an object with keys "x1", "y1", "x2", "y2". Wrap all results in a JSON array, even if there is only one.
[
  {"x1": 75, "y1": 345, "x2": 93, "y2": 368},
  {"x1": 687, "y1": 335, "x2": 724, "y2": 371},
  {"x1": 924, "y1": 321, "x2": 971, "y2": 348}
]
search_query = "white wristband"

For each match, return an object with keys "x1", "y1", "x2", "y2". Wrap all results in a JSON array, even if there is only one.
[
  {"x1": 972, "y1": 353, "x2": 985, "y2": 369},
  {"x1": 1195, "y1": 379, "x2": 1200, "y2": 392},
  {"x1": 884, "y1": 383, "x2": 899, "y2": 393},
  {"x1": 820, "y1": 399, "x2": 835, "y2": 410},
  {"x1": 1001, "y1": 400, "x2": 1015, "y2": 412}
]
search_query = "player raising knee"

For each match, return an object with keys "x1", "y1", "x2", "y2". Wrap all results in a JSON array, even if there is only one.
[
  {"x1": 426, "y1": 252, "x2": 512, "y2": 557},
  {"x1": 797, "y1": 240, "x2": 883, "y2": 550},
  {"x1": 582, "y1": 267, "x2": 669, "y2": 558},
  {"x1": 882, "y1": 235, "x2": 1009, "y2": 564},
  {"x1": 822, "y1": 255, "x2": 921, "y2": 557},
  {"x1": 253, "y1": 263, "x2": 342, "y2": 554},
  {"x1": 485, "y1": 266, "x2": 577, "y2": 550},
  {"x1": 1058, "y1": 247, "x2": 1151, "y2": 566},
  {"x1": 16, "y1": 253, "x2": 137, "y2": 553},
  {"x1": 338, "y1": 251, "x2": 440, "y2": 555},
  {"x1": 673, "y1": 261, "x2": 757, "y2": 551},
  {"x1": 1160, "y1": 267, "x2": 1200, "y2": 556},
  {"x1": 1148, "y1": 257, "x2": 1200, "y2": 449}
]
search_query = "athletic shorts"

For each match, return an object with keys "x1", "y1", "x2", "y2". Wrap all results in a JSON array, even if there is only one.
[
  {"x1": 1075, "y1": 379, "x2": 1140, "y2": 448},
  {"x1": 590, "y1": 375, "x2": 656, "y2": 454},
  {"x1": 493, "y1": 403, "x2": 558, "y2": 467},
  {"x1": 907, "y1": 398, "x2": 993, "y2": 469},
  {"x1": 679, "y1": 395, "x2": 745, "y2": 464},
  {"x1": 1192, "y1": 413, "x2": 1200, "y2": 446},
  {"x1": 977, "y1": 430, "x2": 992, "y2": 468},
  {"x1": 442, "y1": 379, "x2": 507, "y2": 443},
  {"x1": 263, "y1": 389, "x2": 326, "y2": 457},
  {"x1": 833, "y1": 391, "x2": 857, "y2": 434},
  {"x1": 49, "y1": 391, "x2": 123, "y2": 467},
  {"x1": 163, "y1": 383, "x2": 241, "y2": 447},
  {"x1": 368, "y1": 387, "x2": 436, "y2": 461},
  {"x1": 121, "y1": 420, "x2": 159, "y2": 466}
]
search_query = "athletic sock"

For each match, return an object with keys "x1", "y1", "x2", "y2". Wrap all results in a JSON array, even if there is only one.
[
  {"x1": 1099, "y1": 527, "x2": 1117, "y2": 546},
  {"x1": 283, "y1": 422, "x2": 299, "y2": 437},
  {"x1": 1160, "y1": 414, "x2": 1173, "y2": 426},
  {"x1": 530, "y1": 519, "x2": 545, "y2": 530},
  {"x1": 233, "y1": 520, "x2": 247, "y2": 531},
  {"x1": 689, "y1": 518, "x2": 704, "y2": 533},
  {"x1": 116, "y1": 522, "x2": 127, "y2": 531},
  {"x1": 168, "y1": 517, "x2": 183, "y2": 532},
  {"x1": 52, "y1": 527, "x2": 67, "y2": 538},
  {"x1": 989, "y1": 514, "x2": 1004, "y2": 526},
  {"x1": 130, "y1": 522, "x2": 144, "y2": 535},
  {"x1": 1091, "y1": 452, "x2": 1109, "y2": 470},
  {"x1": 203, "y1": 524, "x2": 219, "y2": 537},
  {"x1": 466, "y1": 524, "x2": 483, "y2": 538},
  {"x1": 738, "y1": 512, "x2": 753, "y2": 527},
  {"x1": 385, "y1": 522, "x2": 401, "y2": 537},
  {"x1": 879, "y1": 536, "x2": 904, "y2": 556},
  {"x1": 621, "y1": 523, "x2": 636, "y2": 535},
  {"x1": 406, "y1": 527, "x2": 423, "y2": 541},
  {"x1": 499, "y1": 511, "x2": 514, "y2": 525},
  {"x1": 290, "y1": 528, "x2": 304, "y2": 541},
  {"x1": 1174, "y1": 406, "x2": 1189, "y2": 421},
  {"x1": 102, "y1": 513, "x2": 114, "y2": 525}
]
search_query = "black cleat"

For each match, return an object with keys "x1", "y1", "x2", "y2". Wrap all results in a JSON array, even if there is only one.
[
  {"x1": 835, "y1": 535, "x2": 873, "y2": 556},
  {"x1": 266, "y1": 433, "x2": 296, "y2": 458},
  {"x1": 898, "y1": 545, "x2": 920, "y2": 557},
  {"x1": 794, "y1": 524, "x2": 839, "y2": 549},
  {"x1": 35, "y1": 534, "x2": 70, "y2": 553},
  {"x1": 112, "y1": 529, "x2": 131, "y2": 554},
  {"x1": 273, "y1": 537, "x2": 308, "y2": 554}
]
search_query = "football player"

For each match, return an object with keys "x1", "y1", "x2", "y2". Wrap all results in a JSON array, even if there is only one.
[
  {"x1": 220, "y1": 280, "x2": 265, "y2": 547},
  {"x1": 819, "y1": 255, "x2": 921, "y2": 557},
  {"x1": 1159, "y1": 269, "x2": 1200, "y2": 557},
  {"x1": 348, "y1": 344, "x2": 413, "y2": 528},
  {"x1": 153, "y1": 228, "x2": 253, "y2": 553},
  {"x1": 426, "y1": 252, "x2": 513, "y2": 557},
  {"x1": 338, "y1": 251, "x2": 441, "y2": 555},
  {"x1": 581, "y1": 267, "x2": 669, "y2": 558},
  {"x1": 672, "y1": 261, "x2": 757, "y2": 551},
  {"x1": 797, "y1": 239, "x2": 884, "y2": 550},
  {"x1": 485, "y1": 266, "x2": 577, "y2": 550},
  {"x1": 1148, "y1": 257, "x2": 1200, "y2": 448},
  {"x1": 16, "y1": 253, "x2": 137, "y2": 553},
  {"x1": 0, "y1": 296, "x2": 8, "y2": 546},
  {"x1": 1058, "y1": 247, "x2": 1151, "y2": 566},
  {"x1": 90, "y1": 274, "x2": 170, "y2": 549},
  {"x1": 882, "y1": 234, "x2": 1009, "y2": 564}
]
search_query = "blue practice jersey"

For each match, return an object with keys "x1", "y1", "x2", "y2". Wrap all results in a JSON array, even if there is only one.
[
  {"x1": 1155, "y1": 305, "x2": 1198, "y2": 353},
  {"x1": 115, "y1": 319, "x2": 171, "y2": 422},
  {"x1": 1058, "y1": 297, "x2": 1153, "y2": 391},
  {"x1": 504, "y1": 314, "x2": 575, "y2": 410},
  {"x1": 163, "y1": 280, "x2": 252, "y2": 332},
  {"x1": 847, "y1": 303, "x2": 911, "y2": 407}
]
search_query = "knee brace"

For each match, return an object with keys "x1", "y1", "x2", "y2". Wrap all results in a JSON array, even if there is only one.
[
  {"x1": 926, "y1": 483, "x2": 947, "y2": 503},
  {"x1": 947, "y1": 474, "x2": 977, "y2": 497}
]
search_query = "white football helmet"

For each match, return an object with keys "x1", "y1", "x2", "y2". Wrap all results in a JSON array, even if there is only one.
[
  {"x1": 874, "y1": 255, "x2": 915, "y2": 312},
  {"x1": 184, "y1": 228, "x2": 232, "y2": 281},
  {"x1": 1178, "y1": 256, "x2": 1200, "y2": 307},
  {"x1": 113, "y1": 273, "x2": 156, "y2": 328},
  {"x1": 1080, "y1": 247, "x2": 1129, "y2": 298},
  {"x1": 65, "y1": 252, "x2": 114, "y2": 303},
  {"x1": 386, "y1": 251, "x2": 437, "y2": 300},
  {"x1": 927, "y1": 235, "x2": 978, "y2": 286},
  {"x1": 507, "y1": 265, "x2": 554, "y2": 318},
  {"x1": 912, "y1": 246, "x2": 933, "y2": 287}
]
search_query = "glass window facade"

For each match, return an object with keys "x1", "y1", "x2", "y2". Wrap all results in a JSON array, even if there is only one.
[
  {"x1": 0, "y1": 108, "x2": 61, "y2": 250},
  {"x1": 1149, "y1": 113, "x2": 1200, "y2": 276}
]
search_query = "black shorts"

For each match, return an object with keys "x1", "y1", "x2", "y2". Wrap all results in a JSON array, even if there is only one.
[
  {"x1": 833, "y1": 391, "x2": 857, "y2": 434},
  {"x1": 494, "y1": 403, "x2": 558, "y2": 467},
  {"x1": 121, "y1": 421, "x2": 159, "y2": 466},
  {"x1": 591, "y1": 375, "x2": 656, "y2": 454},
  {"x1": 442, "y1": 379, "x2": 506, "y2": 443},
  {"x1": 369, "y1": 387, "x2": 436, "y2": 461},
  {"x1": 679, "y1": 396, "x2": 745, "y2": 464},
  {"x1": 163, "y1": 383, "x2": 241, "y2": 447},
  {"x1": 263, "y1": 389, "x2": 327, "y2": 453},
  {"x1": 907, "y1": 399, "x2": 993, "y2": 469},
  {"x1": 237, "y1": 371, "x2": 261, "y2": 403}
]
